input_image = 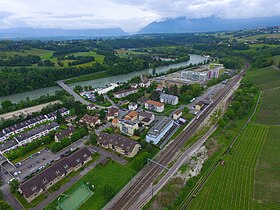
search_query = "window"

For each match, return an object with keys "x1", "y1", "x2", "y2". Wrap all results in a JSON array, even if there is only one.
[
  {"x1": 31, "y1": 185, "x2": 37, "y2": 191},
  {"x1": 55, "y1": 169, "x2": 60, "y2": 174},
  {"x1": 76, "y1": 159, "x2": 80, "y2": 163},
  {"x1": 64, "y1": 164, "x2": 68, "y2": 169},
  {"x1": 83, "y1": 153, "x2": 88, "y2": 158},
  {"x1": 42, "y1": 178, "x2": 47, "y2": 184}
]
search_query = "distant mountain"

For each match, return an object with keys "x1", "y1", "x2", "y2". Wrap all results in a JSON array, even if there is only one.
[
  {"x1": 139, "y1": 16, "x2": 280, "y2": 34},
  {"x1": 0, "y1": 27, "x2": 127, "y2": 39}
]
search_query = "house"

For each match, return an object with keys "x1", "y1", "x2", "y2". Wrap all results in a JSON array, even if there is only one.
[
  {"x1": 120, "y1": 120, "x2": 139, "y2": 136},
  {"x1": 156, "y1": 84, "x2": 164, "y2": 92},
  {"x1": 0, "y1": 139, "x2": 19, "y2": 154},
  {"x1": 106, "y1": 107, "x2": 119, "y2": 121},
  {"x1": 113, "y1": 88, "x2": 138, "y2": 99},
  {"x1": 195, "y1": 101, "x2": 205, "y2": 110},
  {"x1": 124, "y1": 111, "x2": 138, "y2": 122},
  {"x1": 128, "y1": 102, "x2": 138, "y2": 111},
  {"x1": 160, "y1": 93, "x2": 179, "y2": 105},
  {"x1": 130, "y1": 83, "x2": 138, "y2": 89},
  {"x1": 173, "y1": 110, "x2": 182, "y2": 120},
  {"x1": 14, "y1": 122, "x2": 59, "y2": 145},
  {"x1": 97, "y1": 83, "x2": 119, "y2": 95},
  {"x1": 137, "y1": 96, "x2": 148, "y2": 106},
  {"x1": 97, "y1": 133, "x2": 141, "y2": 158},
  {"x1": 0, "y1": 131, "x2": 7, "y2": 142},
  {"x1": 79, "y1": 114, "x2": 101, "y2": 128},
  {"x1": 112, "y1": 118, "x2": 120, "y2": 128},
  {"x1": 65, "y1": 115, "x2": 77, "y2": 123},
  {"x1": 18, "y1": 147, "x2": 92, "y2": 202},
  {"x1": 87, "y1": 104, "x2": 96, "y2": 110},
  {"x1": 138, "y1": 111, "x2": 155, "y2": 126},
  {"x1": 139, "y1": 77, "x2": 150, "y2": 88},
  {"x1": 146, "y1": 117, "x2": 174, "y2": 144},
  {"x1": 145, "y1": 100, "x2": 164, "y2": 112},
  {"x1": 55, "y1": 126, "x2": 75, "y2": 142}
]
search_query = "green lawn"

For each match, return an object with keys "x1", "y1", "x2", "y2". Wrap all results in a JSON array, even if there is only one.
[
  {"x1": 273, "y1": 55, "x2": 280, "y2": 66},
  {"x1": 44, "y1": 161, "x2": 135, "y2": 210},
  {"x1": 70, "y1": 51, "x2": 105, "y2": 64},
  {"x1": 237, "y1": 33, "x2": 280, "y2": 41},
  {"x1": 188, "y1": 123, "x2": 268, "y2": 210},
  {"x1": 115, "y1": 49, "x2": 148, "y2": 57},
  {"x1": 254, "y1": 126, "x2": 280, "y2": 208}
]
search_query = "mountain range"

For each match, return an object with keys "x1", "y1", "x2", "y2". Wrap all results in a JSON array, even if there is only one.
[
  {"x1": 0, "y1": 16, "x2": 279, "y2": 39},
  {"x1": 138, "y1": 16, "x2": 280, "y2": 34}
]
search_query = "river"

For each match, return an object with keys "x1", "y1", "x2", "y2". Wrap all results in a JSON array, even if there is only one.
[{"x1": 0, "y1": 54, "x2": 207, "y2": 104}]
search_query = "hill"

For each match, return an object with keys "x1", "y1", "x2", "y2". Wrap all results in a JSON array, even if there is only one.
[{"x1": 139, "y1": 16, "x2": 280, "y2": 34}]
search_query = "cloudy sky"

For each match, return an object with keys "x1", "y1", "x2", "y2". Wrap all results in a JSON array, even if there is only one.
[{"x1": 0, "y1": 0, "x2": 278, "y2": 32}]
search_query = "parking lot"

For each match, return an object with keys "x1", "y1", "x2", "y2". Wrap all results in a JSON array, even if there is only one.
[{"x1": 1, "y1": 135, "x2": 89, "y2": 183}]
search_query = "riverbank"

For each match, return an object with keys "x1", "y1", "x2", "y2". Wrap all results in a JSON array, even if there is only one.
[{"x1": 64, "y1": 71, "x2": 109, "y2": 84}]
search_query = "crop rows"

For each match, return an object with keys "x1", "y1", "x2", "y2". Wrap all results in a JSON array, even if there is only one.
[{"x1": 188, "y1": 123, "x2": 268, "y2": 210}]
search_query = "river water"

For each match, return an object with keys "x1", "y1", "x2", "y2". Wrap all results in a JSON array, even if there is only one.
[{"x1": 0, "y1": 54, "x2": 207, "y2": 104}]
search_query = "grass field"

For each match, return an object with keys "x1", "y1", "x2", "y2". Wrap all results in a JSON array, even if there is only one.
[
  {"x1": 44, "y1": 161, "x2": 135, "y2": 210},
  {"x1": 256, "y1": 88, "x2": 280, "y2": 125},
  {"x1": 70, "y1": 51, "x2": 105, "y2": 64},
  {"x1": 246, "y1": 66, "x2": 280, "y2": 90},
  {"x1": 65, "y1": 71, "x2": 109, "y2": 84},
  {"x1": 273, "y1": 55, "x2": 280, "y2": 66},
  {"x1": 237, "y1": 33, "x2": 280, "y2": 41},
  {"x1": 254, "y1": 126, "x2": 280, "y2": 208},
  {"x1": 188, "y1": 123, "x2": 268, "y2": 210},
  {"x1": 115, "y1": 49, "x2": 148, "y2": 57}
]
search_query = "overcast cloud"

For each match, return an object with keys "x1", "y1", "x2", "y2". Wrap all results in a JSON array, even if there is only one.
[{"x1": 0, "y1": 0, "x2": 278, "y2": 32}]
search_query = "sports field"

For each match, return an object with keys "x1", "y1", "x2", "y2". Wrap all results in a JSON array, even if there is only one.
[
  {"x1": 58, "y1": 184, "x2": 93, "y2": 210},
  {"x1": 188, "y1": 123, "x2": 268, "y2": 210}
]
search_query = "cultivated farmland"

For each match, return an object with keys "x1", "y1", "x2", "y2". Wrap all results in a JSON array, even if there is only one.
[{"x1": 188, "y1": 123, "x2": 269, "y2": 210}]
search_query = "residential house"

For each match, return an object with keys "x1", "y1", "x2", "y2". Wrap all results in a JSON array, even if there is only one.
[
  {"x1": 106, "y1": 107, "x2": 119, "y2": 121},
  {"x1": 0, "y1": 139, "x2": 19, "y2": 154},
  {"x1": 173, "y1": 110, "x2": 182, "y2": 120},
  {"x1": 137, "y1": 96, "x2": 148, "y2": 106},
  {"x1": 113, "y1": 88, "x2": 138, "y2": 99},
  {"x1": 55, "y1": 126, "x2": 75, "y2": 142},
  {"x1": 138, "y1": 111, "x2": 155, "y2": 126},
  {"x1": 124, "y1": 111, "x2": 138, "y2": 122},
  {"x1": 145, "y1": 100, "x2": 164, "y2": 112},
  {"x1": 195, "y1": 101, "x2": 205, "y2": 110},
  {"x1": 97, "y1": 133, "x2": 141, "y2": 158},
  {"x1": 160, "y1": 93, "x2": 179, "y2": 105},
  {"x1": 65, "y1": 115, "x2": 77, "y2": 123},
  {"x1": 112, "y1": 118, "x2": 120, "y2": 128},
  {"x1": 146, "y1": 117, "x2": 174, "y2": 144},
  {"x1": 130, "y1": 83, "x2": 138, "y2": 89},
  {"x1": 139, "y1": 77, "x2": 150, "y2": 88},
  {"x1": 18, "y1": 147, "x2": 92, "y2": 202},
  {"x1": 156, "y1": 84, "x2": 164, "y2": 92},
  {"x1": 14, "y1": 122, "x2": 59, "y2": 145},
  {"x1": 87, "y1": 104, "x2": 96, "y2": 111},
  {"x1": 79, "y1": 114, "x2": 101, "y2": 129},
  {"x1": 120, "y1": 120, "x2": 139, "y2": 136},
  {"x1": 128, "y1": 102, "x2": 138, "y2": 111}
]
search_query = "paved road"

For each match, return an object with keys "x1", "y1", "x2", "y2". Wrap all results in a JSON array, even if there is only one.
[
  {"x1": 1, "y1": 184, "x2": 22, "y2": 210},
  {"x1": 57, "y1": 80, "x2": 90, "y2": 105},
  {"x1": 91, "y1": 146, "x2": 127, "y2": 165}
]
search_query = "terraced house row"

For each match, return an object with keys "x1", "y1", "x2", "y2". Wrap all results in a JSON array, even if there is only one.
[{"x1": 0, "y1": 108, "x2": 69, "y2": 142}]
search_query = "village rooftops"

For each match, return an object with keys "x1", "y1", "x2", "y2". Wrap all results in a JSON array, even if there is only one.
[
  {"x1": 19, "y1": 147, "x2": 92, "y2": 200},
  {"x1": 98, "y1": 132, "x2": 138, "y2": 153},
  {"x1": 55, "y1": 126, "x2": 75, "y2": 141},
  {"x1": 147, "y1": 117, "x2": 173, "y2": 138},
  {"x1": 160, "y1": 93, "x2": 178, "y2": 101},
  {"x1": 107, "y1": 107, "x2": 119, "y2": 116},
  {"x1": 80, "y1": 114, "x2": 99, "y2": 124},
  {"x1": 14, "y1": 122, "x2": 59, "y2": 143},
  {"x1": 139, "y1": 111, "x2": 154, "y2": 119}
]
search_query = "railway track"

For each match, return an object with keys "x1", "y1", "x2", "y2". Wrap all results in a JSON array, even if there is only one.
[{"x1": 107, "y1": 64, "x2": 249, "y2": 210}]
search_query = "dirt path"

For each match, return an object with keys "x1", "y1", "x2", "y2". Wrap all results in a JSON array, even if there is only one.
[{"x1": 0, "y1": 100, "x2": 61, "y2": 120}]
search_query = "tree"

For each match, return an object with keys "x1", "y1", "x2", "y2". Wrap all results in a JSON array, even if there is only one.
[
  {"x1": 152, "y1": 67, "x2": 156, "y2": 75},
  {"x1": 90, "y1": 133, "x2": 97, "y2": 145},
  {"x1": 56, "y1": 111, "x2": 64, "y2": 124},
  {"x1": 1, "y1": 100, "x2": 13, "y2": 110},
  {"x1": 0, "y1": 201, "x2": 13, "y2": 210},
  {"x1": 74, "y1": 85, "x2": 83, "y2": 93},
  {"x1": 9, "y1": 179, "x2": 19, "y2": 193},
  {"x1": 150, "y1": 90, "x2": 160, "y2": 101}
]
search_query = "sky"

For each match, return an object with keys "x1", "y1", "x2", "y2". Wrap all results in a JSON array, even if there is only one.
[{"x1": 0, "y1": 0, "x2": 279, "y2": 32}]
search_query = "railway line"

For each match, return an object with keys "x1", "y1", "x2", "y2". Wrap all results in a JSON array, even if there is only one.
[{"x1": 107, "y1": 63, "x2": 249, "y2": 210}]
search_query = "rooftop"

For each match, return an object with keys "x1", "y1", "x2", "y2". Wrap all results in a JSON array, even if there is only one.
[
  {"x1": 160, "y1": 93, "x2": 178, "y2": 101},
  {"x1": 147, "y1": 117, "x2": 173, "y2": 138},
  {"x1": 145, "y1": 100, "x2": 164, "y2": 107},
  {"x1": 0, "y1": 139, "x2": 18, "y2": 152}
]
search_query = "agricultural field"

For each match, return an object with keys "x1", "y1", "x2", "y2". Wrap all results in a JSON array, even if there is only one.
[
  {"x1": 256, "y1": 88, "x2": 280, "y2": 125},
  {"x1": 188, "y1": 123, "x2": 269, "y2": 210},
  {"x1": 115, "y1": 49, "x2": 148, "y2": 57},
  {"x1": 44, "y1": 161, "x2": 135, "y2": 210},
  {"x1": 69, "y1": 51, "x2": 105, "y2": 64},
  {"x1": 237, "y1": 33, "x2": 280, "y2": 41},
  {"x1": 254, "y1": 126, "x2": 280, "y2": 209}
]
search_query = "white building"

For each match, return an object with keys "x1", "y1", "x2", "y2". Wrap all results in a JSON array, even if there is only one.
[
  {"x1": 146, "y1": 117, "x2": 174, "y2": 144},
  {"x1": 97, "y1": 83, "x2": 119, "y2": 95},
  {"x1": 144, "y1": 100, "x2": 164, "y2": 112},
  {"x1": 128, "y1": 102, "x2": 138, "y2": 111},
  {"x1": 160, "y1": 93, "x2": 179, "y2": 105}
]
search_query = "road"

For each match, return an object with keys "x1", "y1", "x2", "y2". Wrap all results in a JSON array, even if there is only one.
[
  {"x1": 0, "y1": 100, "x2": 61, "y2": 120},
  {"x1": 57, "y1": 80, "x2": 90, "y2": 105},
  {"x1": 105, "y1": 63, "x2": 250, "y2": 210}
]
